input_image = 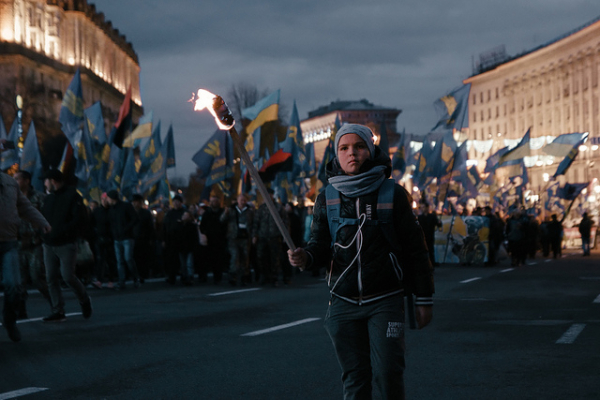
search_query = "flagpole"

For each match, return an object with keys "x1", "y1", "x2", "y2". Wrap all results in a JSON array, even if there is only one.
[{"x1": 228, "y1": 126, "x2": 296, "y2": 251}]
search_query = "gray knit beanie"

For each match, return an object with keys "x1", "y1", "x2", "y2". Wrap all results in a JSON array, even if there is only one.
[{"x1": 334, "y1": 124, "x2": 375, "y2": 160}]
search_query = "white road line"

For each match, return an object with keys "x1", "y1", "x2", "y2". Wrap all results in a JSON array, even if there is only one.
[
  {"x1": 460, "y1": 277, "x2": 481, "y2": 284},
  {"x1": 556, "y1": 323, "x2": 586, "y2": 344},
  {"x1": 208, "y1": 288, "x2": 262, "y2": 297},
  {"x1": 241, "y1": 318, "x2": 321, "y2": 337},
  {"x1": 0, "y1": 387, "x2": 48, "y2": 399},
  {"x1": 544, "y1": 259, "x2": 552, "y2": 263},
  {"x1": 500, "y1": 268, "x2": 514, "y2": 273},
  {"x1": 0, "y1": 312, "x2": 82, "y2": 327},
  {"x1": 593, "y1": 294, "x2": 600, "y2": 304}
]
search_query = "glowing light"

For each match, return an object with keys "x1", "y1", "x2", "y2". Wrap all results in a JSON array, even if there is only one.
[
  {"x1": 594, "y1": 185, "x2": 600, "y2": 194},
  {"x1": 67, "y1": 57, "x2": 75, "y2": 65},
  {"x1": 579, "y1": 145, "x2": 588, "y2": 152},
  {"x1": 412, "y1": 186, "x2": 419, "y2": 192},
  {"x1": 191, "y1": 89, "x2": 235, "y2": 130},
  {"x1": 543, "y1": 173, "x2": 549, "y2": 182},
  {"x1": 588, "y1": 196, "x2": 597, "y2": 202},
  {"x1": 466, "y1": 160, "x2": 478, "y2": 167},
  {"x1": 592, "y1": 145, "x2": 599, "y2": 151}
]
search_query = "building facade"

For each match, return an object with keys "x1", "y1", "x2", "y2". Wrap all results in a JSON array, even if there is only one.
[
  {"x1": 300, "y1": 99, "x2": 401, "y2": 164},
  {"x1": 0, "y1": 0, "x2": 142, "y2": 166},
  {"x1": 464, "y1": 17, "x2": 600, "y2": 192}
]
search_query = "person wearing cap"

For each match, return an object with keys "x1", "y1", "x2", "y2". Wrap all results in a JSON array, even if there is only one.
[
  {"x1": 252, "y1": 188, "x2": 289, "y2": 286},
  {"x1": 106, "y1": 190, "x2": 140, "y2": 290},
  {"x1": 288, "y1": 124, "x2": 434, "y2": 399},
  {"x1": 13, "y1": 170, "x2": 52, "y2": 319},
  {"x1": 40, "y1": 169, "x2": 92, "y2": 322},
  {"x1": 0, "y1": 144, "x2": 51, "y2": 341}
]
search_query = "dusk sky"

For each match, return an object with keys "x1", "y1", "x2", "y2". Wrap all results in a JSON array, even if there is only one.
[{"x1": 93, "y1": 0, "x2": 600, "y2": 182}]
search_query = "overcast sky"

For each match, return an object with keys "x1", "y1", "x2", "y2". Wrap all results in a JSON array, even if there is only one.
[{"x1": 93, "y1": 0, "x2": 600, "y2": 181}]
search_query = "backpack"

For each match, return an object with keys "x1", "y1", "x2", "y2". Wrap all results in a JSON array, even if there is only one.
[{"x1": 325, "y1": 179, "x2": 400, "y2": 254}]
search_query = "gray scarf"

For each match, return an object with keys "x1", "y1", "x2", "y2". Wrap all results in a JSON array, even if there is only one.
[{"x1": 328, "y1": 165, "x2": 387, "y2": 198}]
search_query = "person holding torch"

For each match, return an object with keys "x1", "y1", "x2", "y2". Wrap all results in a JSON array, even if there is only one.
[{"x1": 288, "y1": 124, "x2": 434, "y2": 400}]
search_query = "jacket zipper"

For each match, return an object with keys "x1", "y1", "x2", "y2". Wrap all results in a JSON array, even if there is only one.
[{"x1": 356, "y1": 198, "x2": 363, "y2": 305}]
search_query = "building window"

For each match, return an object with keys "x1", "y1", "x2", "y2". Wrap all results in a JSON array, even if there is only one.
[
  {"x1": 474, "y1": 112, "x2": 477, "y2": 122},
  {"x1": 487, "y1": 90, "x2": 491, "y2": 101},
  {"x1": 495, "y1": 88, "x2": 499, "y2": 99},
  {"x1": 473, "y1": 94, "x2": 477, "y2": 105},
  {"x1": 480, "y1": 92, "x2": 484, "y2": 103}
]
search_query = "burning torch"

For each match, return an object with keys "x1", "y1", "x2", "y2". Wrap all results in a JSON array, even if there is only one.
[{"x1": 192, "y1": 89, "x2": 296, "y2": 251}]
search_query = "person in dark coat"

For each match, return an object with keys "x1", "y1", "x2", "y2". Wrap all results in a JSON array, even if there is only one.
[
  {"x1": 90, "y1": 193, "x2": 118, "y2": 289},
  {"x1": 131, "y1": 194, "x2": 156, "y2": 281},
  {"x1": 163, "y1": 195, "x2": 186, "y2": 284},
  {"x1": 106, "y1": 190, "x2": 140, "y2": 290},
  {"x1": 200, "y1": 195, "x2": 228, "y2": 284},
  {"x1": 418, "y1": 203, "x2": 441, "y2": 266},
  {"x1": 578, "y1": 212, "x2": 593, "y2": 256},
  {"x1": 547, "y1": 214, "x2": 563, "y2": 259}
]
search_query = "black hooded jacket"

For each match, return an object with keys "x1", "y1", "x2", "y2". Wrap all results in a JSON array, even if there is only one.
[{"x1": 305, "y1": 147, "x2": 434, "y2": 304}]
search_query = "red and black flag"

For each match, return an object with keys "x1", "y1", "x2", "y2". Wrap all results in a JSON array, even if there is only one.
[
  {"x1": 112, "y1": 87, "x2": 133, "y2": 148},
  {"x1": 258, "y1": 148, "x2": 292, "y2": 182}
]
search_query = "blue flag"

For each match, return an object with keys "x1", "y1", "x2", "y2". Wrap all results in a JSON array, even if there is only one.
[
  {"x1": 59, "y1": 69, "x2": 85, "y2": 146},
  {"x1": 542, "y1": 132, "x2": 587, "y2": 157},
  {"x1": 242, "y1": 90, "x2": 280, "y2": 136},
  {"x1": 378, "y1": 120, "x2": 390, "y2": 155},
  {"x1": 499, "y1": 128, "x2": 531, "y2": 166},
  {"x1": 192, "y1": 130, "x2": 234, "y2": 187},
  {"x1": 431, "y1": 84, "x2": 471, "y2": 134},
  {"x1": 120, "y1": 149, "x2": 140, "y2": 200},
  {"x1": 391, "y1": 131, "x2": 407, "y2": 179},
  {"x1": 140, "y1": 120, "x2": 162, "y2": 174},
  {"x1": 552, "y1": 133, "x2": 588, "y2": 178},
  {"x1": 104, "y1": 143, "x2": 124, "y2": 191},
  {"x1": 1, "y1": 117, "x2": 19, "y2": 170},
  {"x1": 164, "y1": 124, "x2": 176, "y2": 169},
  {"x1": 73, "y1": 127, "x2": 94, "y2": 182},
  {"x1": 140, "y1": 135, "x2": 168, "y2": 195},
  {"x1": 20, "y1": 121, "x2": 44, "y2": 192},
  {"x1": 84, "y1": 102, "x2": 106, "y2": 144},
  {"x1": 317, "y1": 115, "x2": 340, "y2": 190},
  {"x1": 412, "y1": 136, "x2": 434, "y2": 188},
  {"x1": 304, "y1": 141, "x2": 316, "y2": 177},
  {"x1": 280, "y1": 101, "x2": 307, "y2": 179},
  {"x1": 556, "y1": 182, "x2": 589, "y2": 201},
  {"x1": 430, "y1": 131, "x2": 458, "y2": 179}
]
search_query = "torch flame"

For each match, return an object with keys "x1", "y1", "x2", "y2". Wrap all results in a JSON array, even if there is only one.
[{"x1": 191, "y1": 89, "x2": 235, "y2": 130}]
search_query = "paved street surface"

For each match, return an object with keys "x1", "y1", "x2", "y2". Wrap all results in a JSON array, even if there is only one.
[{"x1": 1, "y1": 249, "x2": 599, "y2": 399}]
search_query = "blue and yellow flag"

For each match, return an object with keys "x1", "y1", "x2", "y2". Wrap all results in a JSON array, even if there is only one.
[
  {"x1": 412, "y1": 136, "x2": 434, "y2": 189},
  {"x1": 280, "y1": 101, "x2": 307, "y2": 181},
  {"x1": 431, "y1": 131, "x2": 458, "y2": 179},
  {"x1": 0, "y1": 116, "x2": 19, "y2": 170},
  {"x1": 59, "y1": 69, "x2": 85, "y2": 146},
  {"x1": 542, "y1": 132, "x2": 587, "y2": 157},
  {"x1": 123, "y1": 111, "x2": 153, "y2": 148},
  {"x1": 552, "y1": 133, "x2": 588, "y2": 178},
  {"x1": 431, "y1": 84, "x2": 471, "y2": 134},
  {"x1": 120, "y1": 149, "x2": 140, "y2": 200},
  {"x1": 73, "y1": 126, "x2": 94, "y2": 183},
  {"x1": 556, "y1": 182, "x2": 589, "y2": 201},
  {"x1": 242, "y1": 90, "x2": 280, "y2": 136},
  {"x1": 20, "y1": 121, "x2": 44, "y2": 192},
  {"x1": 164, "y1": 124, "x2": 176, "y2": 169},
  {"x1": 499, "y1": 128, "x2": 531, "y2": 166},
  {"x1": 192, "y1": 130, "x2": 234, "y2": 187},
  {"x1": 140, "y1": 120, "x2": 162, "y2": 174},
  {"x1": 140, "y1": 135, "x2": 167, "y2": 195},
  {"x1": 317, "y1": 115, "x2": 340, "y2": 190},
  {"x1": 391, "y1": 130, "x2": 407, "y2": 179},
  {"x1": 84, "y1": 102, "x2": 106, "y2": 144},
  {"x1": 104, "y1": 143, "x2": 124, "y2": 191}
]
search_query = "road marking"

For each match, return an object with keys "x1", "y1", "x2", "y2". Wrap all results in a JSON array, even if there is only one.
[
  {"x1": 544, "y1": 259, "x2": 552, "y2": 263},
  {"x1": 0, "y1": 312, "x2": 82, "y2": 327},
  {"x1": 593, "y1": 294, "x2": 600, "y2": 304},
  {"x1": 208, "y1": 288, "x2": 262, "y2": 297},
  {"x1": 556, "y1": 323, "x2": 586, "y2": 344},
  {"x1": 500, "y1": 268, "x2": 514, "y2": 273},
  {"x1": 241, "y1": 318, "x2": 321, "y2": 337},
  {"x1": 460, "y1": 277, "x2": 481, "y2": 284},
  {"x1": 0, "y1": 387, "x2": 48, "y2": 399},
  {"x1": 580, "y1": 277, "x2": 600, "y2": 280}
]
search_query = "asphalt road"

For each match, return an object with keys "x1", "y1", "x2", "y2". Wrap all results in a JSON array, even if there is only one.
[{"x1": 1, "y1": 249, "x2": 599, "y2": 400}]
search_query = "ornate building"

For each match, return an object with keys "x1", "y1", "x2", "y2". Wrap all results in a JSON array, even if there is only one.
[
  {"x1": 300, "y1": 99, "x2": 401, "y2": 164},
  {"x1": 0, "y1": 0, "x2": 142, "y2": 166},
  {"x1": 464, "y1": 17, "x2": 600, "y2": 191}
]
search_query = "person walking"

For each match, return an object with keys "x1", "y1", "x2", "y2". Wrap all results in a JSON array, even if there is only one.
[
  {"x1": 40, "y1": 169, "x2": 92, "y2": 322},
  {"x1": 253, "y1": 188, "x2": 289, "y2": 287},
  {"x1": 131, "y1": 194, "x2": 156, "y2": 282},
  {"x1": 200, "y1": 195, "x2": 228, "y2": 284},
  {"x1": 221, "y1": 193, "x2": 254, "y2": 286},
  {"x1": 0, "y1": 156, "x2": 51, "y2": 341},
  {"x1": 288, "y1": 124, "x2": 434, "y2": 399},
  {"x1": 548, "y1": 214, "x2": 564, "y2": 259},
  {"x1": 163, "y1": 195, "x2": 186, "y2": 284},
  {"x1": 14, "y1": 170, "x2": 52, "y2": 318},
  {"x1": 578, "y1": 212, "x2": 593, "y2": 256},
  {"x1": 106, "y1": 190, "x2": 140, "y2": 290},
  {"x1": 90, "y1": 193, "x2": 118, "y2": 289}
]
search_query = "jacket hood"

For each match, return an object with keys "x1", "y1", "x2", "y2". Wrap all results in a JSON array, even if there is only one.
[{"x1": 326, "y1": 145, "x2": 392, "y2": 179}]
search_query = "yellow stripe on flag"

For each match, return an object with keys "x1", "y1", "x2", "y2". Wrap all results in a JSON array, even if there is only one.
[{"x1": 245, "y1": 103, "x2": 279, "y2": 135}]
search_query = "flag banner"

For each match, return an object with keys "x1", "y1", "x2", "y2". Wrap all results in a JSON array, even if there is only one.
[
  {"x1": 484, "y1": 146, "x2": 509, "y2": 173},
  {"x1": 73, "y1": 126, "x2": 94, "y2": 182},
  {"x1": 431, "y1": 131, "x2": 458, "y2": 179},
  {"x1": 104, "y1": 143, "x2": 124, "y2": 191},
  {"x1": 191, "y1": 129, "x2": 234, "y2": 186},
  {"x1": 120, "y1": 149, "x2": 140, "y2": 199},
  {"x1": 433, "y1": 215, "x2": 489, "y2": 264},
  {"x1": 112, "y1": 87, "x2": 133, "y2": 148},
  {"x1": 1, "y1": 117, "x2": 20, "y2": 170},
  {"x1": 552, "y1": 133, "x2": 588, "y2": 178},
  {"x1": 391, "y1": 132, "x2": 407, "y2": 179},
  {"x1": 244, "y1": 125, "x2": 261, "y2": 162},
  {"x1": 280, "y1": 101, "x2": 308, "y2": 179},
  {"x1": 164, "y1": 124, "x2": 176, "y2": 168},
  {"x1": 242, "y1": 90, "x2": 280, "y2": 135},
  {"x1": 431, "y1": 84, "x2": 471, "y2": 134},
  {"x1": 140, "y1": 120, "x2": 162, "y2": 174},
  {"x1": 542, "y1": 132, "x2": 588, "y2": 157},
  {"x1": 499, "y1": 128, "x2": 531, "y2": 166},
  {"x1": 317, "y1": 115, "x2": 340, "y2": 190},
  {"x1": 84, "y1": 102, "x2": 106, "y2": 145},
  {"x1": 123, "y1": 111, "x2": 153, "y2": 148},
  {"x1": 304, "y1": 141, "x2": 316, "y2": 177},
  {"x1": 258, "y1": 148, "x2": 293, "y2": 182},
  {"x1": 556, "y1": 182, "x2": 589, "y2": 201},
  {"x1": 59, "y1": 68, "x2": 84, "y2": 146},
  {"x1": 412, "y1": 136, "x2": 434, "y2": 188},
  {"x1": 20, "y1": 121, "x2": 44, "y2": 192}
]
